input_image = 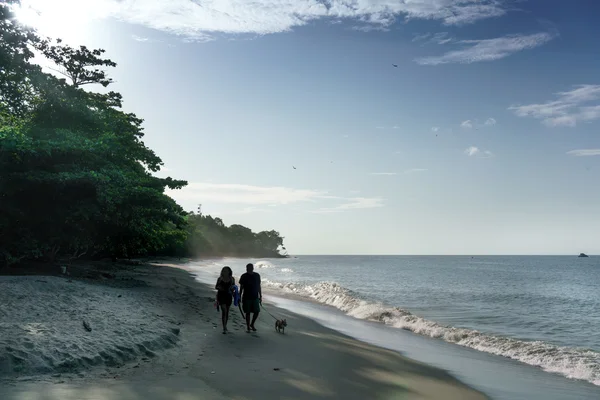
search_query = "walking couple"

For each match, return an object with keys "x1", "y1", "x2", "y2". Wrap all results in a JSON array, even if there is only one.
[{"x1": 215, "y1": 263, "x2": 262, "y2": 334}]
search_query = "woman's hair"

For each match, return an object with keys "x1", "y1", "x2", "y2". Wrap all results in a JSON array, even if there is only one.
[{"x1": 220, "y1": 266, "x2": 233, "y2": 280}]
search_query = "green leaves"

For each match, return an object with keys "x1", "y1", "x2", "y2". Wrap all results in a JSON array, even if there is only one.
[
  {"x1": 0, "y1": 5, "x2": 285, "y2": 266},
  {"x1": 0, "y1": 7, "x2": 191, "y2": 265},
  {"x1": 181, "y1": 213, "x2": 286, "y2": 258}
]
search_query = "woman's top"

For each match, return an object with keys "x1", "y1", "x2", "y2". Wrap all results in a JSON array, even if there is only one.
[{"x1": 216, "y1": 277, "x2": 234, "y2": 295}]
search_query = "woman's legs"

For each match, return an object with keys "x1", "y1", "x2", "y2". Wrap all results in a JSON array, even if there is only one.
[
  {"x1": 221, "y1": 306, "x2": 227, "y2": 333},
  {"x1": 224, "y1": 304, "x2": 230, "y2": 331}
]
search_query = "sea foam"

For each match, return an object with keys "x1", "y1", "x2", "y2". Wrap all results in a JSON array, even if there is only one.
[{"x1": 263, "y1": 279, "x2": 600, "y2": 386}]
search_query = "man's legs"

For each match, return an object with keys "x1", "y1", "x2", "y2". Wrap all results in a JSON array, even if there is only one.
[
  {"x1": 245, "y1": 311, "x2": 251, "y2": 332},
  {"x1": 250, "y1": 299, "x2": 260, "y2": 330},
  {"x1": 250, "y1": 311, "x2": 259, "y2": 331}
]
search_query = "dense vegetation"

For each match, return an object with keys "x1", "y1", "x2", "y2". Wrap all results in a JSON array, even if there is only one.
[{"x1": 0, "y1": 3, "x2": 286, "y2": 267}]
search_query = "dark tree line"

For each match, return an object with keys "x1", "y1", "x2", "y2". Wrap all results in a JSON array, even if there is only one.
[
  {"x1": 162, "y1": 210, "x2": 286, "y2": 259},
  {"x1": 0, "y1": 3, "x2": 286, "y2": 267}
]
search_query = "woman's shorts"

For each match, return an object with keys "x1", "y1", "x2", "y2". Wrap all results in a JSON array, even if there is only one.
[{"x1": 217, "y1": 292, "x2": 233, "y2": 307}]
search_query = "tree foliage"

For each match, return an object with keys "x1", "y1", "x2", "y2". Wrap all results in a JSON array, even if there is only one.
[
  {"x1": 0, "y1": 4, "x2": 286, "y2": 266},
  {"x1": 180, "y1": 212, "x2": 286, "y2": 258}
]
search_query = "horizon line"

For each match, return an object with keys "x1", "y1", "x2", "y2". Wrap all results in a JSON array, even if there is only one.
[{"x1": 280, "y1": 254, "x2": 594, "y2": 257}]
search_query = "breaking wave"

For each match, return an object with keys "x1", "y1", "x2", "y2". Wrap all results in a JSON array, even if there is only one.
[
  {"x1": 254, "y1": 261, "x2": 274, "y2": 269},
  {"x1": 263, "y1": 279, "x2": 600, "y2": 386}
]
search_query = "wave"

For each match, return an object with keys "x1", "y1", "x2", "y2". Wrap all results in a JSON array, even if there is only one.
[
  {"x1": 254, "y1": 261, "x2": 274, "y2": 269},
  {"x1": 263, "y1": 279, "x2": 600, "y2": 386},
  {"x1": 280, "y1": 268, "x2": 294, "y2": 273}
]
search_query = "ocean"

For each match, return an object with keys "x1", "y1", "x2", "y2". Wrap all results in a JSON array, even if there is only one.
[{"x1": 189, "y1": 255, "x2": 600, "y2": 400}]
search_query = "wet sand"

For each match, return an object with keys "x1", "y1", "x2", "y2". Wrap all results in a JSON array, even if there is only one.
[{"x1": 0, "y1": 261, "x2": 488, "y2": 399}]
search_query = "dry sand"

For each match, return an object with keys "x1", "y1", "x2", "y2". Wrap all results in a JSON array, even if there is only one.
[{"x1": 0, "y1": 261, "x2": 489, "y2": 399}]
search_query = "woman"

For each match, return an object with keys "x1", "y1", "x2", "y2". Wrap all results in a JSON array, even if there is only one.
[{"x1": 215, "y1": 266, "x2": 235, "y2": 334}]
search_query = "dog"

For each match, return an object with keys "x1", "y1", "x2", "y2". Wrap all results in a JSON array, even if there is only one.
[{"x1": 275, "y1": 319, "x2": 287, "y2": 334}]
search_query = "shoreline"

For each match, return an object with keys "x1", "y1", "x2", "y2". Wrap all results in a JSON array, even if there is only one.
[{"x1": 0, "y1": 260, "x2": 488, "y2": 399}]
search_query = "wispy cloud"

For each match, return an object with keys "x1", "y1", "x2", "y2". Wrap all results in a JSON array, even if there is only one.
[
  {"x1": 131, "y1": 34, "x2": 164, "y2": 44},
  {"x1": 567, "y1": 149, "x2": 600, "y2": 157},
  {"x1": 416, "y1": 32, "x2": 555, "y2": 65},
  {"x1": 313, "y1": 197, "x2": 384, "y2": 213},
  {"x1": 465, "y1": 146, "x2": 494, "y2": 158},
  {"x1": 167, "y1": 182, "x2": 383, "y2": 213},
  {"x1": 132, "y1": 35, "x2": 150, "y2": 42},
  {"x1": 460, "y1": 118, "x2": 496, "y2": 129},
  {"x1": 227, "y1": 206, "x2": 275, "y2": 215},
  {"x1": 432, "y1": 127, "x2": 440, "y2": 132},
  {"x1": 370, "y1": 172, "x2": 397, "y2": 176},
  {"x1": 404, "y1": 168, "x2": 428, "y2": 174},
  {"x1": 168, "y1": 182, "x2": 324, "y2": 205},
  {"x1": 20, "y1": 0, "x2": 510, "y2": 42},
  {"x1": 465, "y1": 146, "x2": 480, "y2": 156},
  {"x1": 509, "y1": 85, "x2": 600, "y2": 127},
  {"x1": 413, "y1": 32, "x2": 453, "y2": 45}
]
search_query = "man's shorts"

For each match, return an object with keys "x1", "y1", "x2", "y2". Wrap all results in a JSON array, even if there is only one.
[{"x1": 242, "y1": 298, "x2": 260, "y2": 314}]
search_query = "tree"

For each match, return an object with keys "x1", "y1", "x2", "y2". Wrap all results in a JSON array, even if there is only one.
[
  {"x1": 0, "y1": 5, "x2": 188, "y2": 265},
  {"x1": 0, "y1": 2, "x2": 43, "y2": 119},
  {"x1": 37, "y1": 39, "x2": 116, "y2": 87},
  {"x1": 0, "y1": 4, "x2": 286, "y2": 266},
  {"x1": 179, "y1": 213, "x2": 287, "y2": 258}
]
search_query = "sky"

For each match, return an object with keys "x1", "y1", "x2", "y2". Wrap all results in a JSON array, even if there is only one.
[{"x1": 12, "y1": 0, "x2": 600, "y2": 255}]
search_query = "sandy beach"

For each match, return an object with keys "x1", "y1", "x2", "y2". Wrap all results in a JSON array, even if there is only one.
[{"x1": 0, "y1": 261, "x2": 488, "y2": 399}]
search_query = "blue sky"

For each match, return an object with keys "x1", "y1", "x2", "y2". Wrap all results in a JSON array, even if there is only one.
[{"x1": 15, "y1": 0, "x2": 600, "y2": 255}]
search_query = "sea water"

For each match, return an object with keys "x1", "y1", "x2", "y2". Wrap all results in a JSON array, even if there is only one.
[{"x1": 190, "y1": 255, "x2": 600, "y2": 399}]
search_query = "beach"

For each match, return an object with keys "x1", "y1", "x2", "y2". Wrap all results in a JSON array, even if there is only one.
[{"x1": 0, "y1": 260, "x2": 487, "y2": 400}]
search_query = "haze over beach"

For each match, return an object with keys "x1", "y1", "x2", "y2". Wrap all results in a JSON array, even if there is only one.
[
  {"x1": 12, "y1": 0, "x2": 600, "y2": 256},
  {"x1": 2, "y1": 1, "x2": 600, "y2": 400}
]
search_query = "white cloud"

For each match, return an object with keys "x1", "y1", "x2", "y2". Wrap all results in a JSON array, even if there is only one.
[
  {"x1": 404, "y1": 168, "x2": 428, "y2": 174},
  {"x1": 131, "y1": 34, "x2": 164, "y2": 44},
  {"x1": 413, "y1": 32, "x2": 453, "y2": 45},
  {"x1": 465, "y1": 146, "x2": 493, "y2": 158},
  {"x1": 168, "y1": 182, "x2": 323, "y2": 205},
  {"x1": 19, "y1": 0, "x2": 509, "y2": 42},
  {"x1": 132, "y1": 35, "x2": 149, "y2": 42},
  {"x1": 567, "y1": 149, "x2": 600, "y2": 157},
  {"x1": 416, "y1": 32, "x2": 554, "y2": 65},
  {"x1": 465, "y1": 146, "x2": 480, "y2": 156},
  {"x1": 413, "y1": 32, "x2": 432, "y2": 42},
  {"x1": 167, "y1": 182, "x2": 383, "y2": 213},
  {"x1": 432, "y1": 127, "x2": 440, "y2": 132},
  {"x1": 509, "y1": 85, "x2": 600, "y2": 127},
  {"x1": 370, "y1": 172, "x2": 397, "y2": 176},
  {"x1": 460, "y1": 118, "x2": 496, "y2": 129},
  {"x1": 313, "y1": 197, "x2": 384, "y2": 213},
  {"x1": 228, "y1": 206, "x2": 275, "y2": 214}
]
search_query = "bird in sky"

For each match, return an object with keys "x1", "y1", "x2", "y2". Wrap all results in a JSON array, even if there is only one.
[
  {"x1": 293, "y1": 166, "x2": 296, "y2": 170},
  {"x1": 392, "y1": 64, "x2": 398, "y2": 68}
]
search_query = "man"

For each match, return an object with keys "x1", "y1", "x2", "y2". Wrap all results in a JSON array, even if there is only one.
[{"x1": 239, "y1": 263, "x2": 262, "y2": 332}]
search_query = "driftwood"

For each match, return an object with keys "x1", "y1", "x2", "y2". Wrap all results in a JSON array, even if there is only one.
[{"x1": 70, "y1": 245, "x2": 89, "y2": 260}]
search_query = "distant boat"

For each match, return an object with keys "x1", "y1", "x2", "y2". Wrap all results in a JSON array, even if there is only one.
[{"x1": 578, "y1": 253, "x2": 589, "y2": 258}]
